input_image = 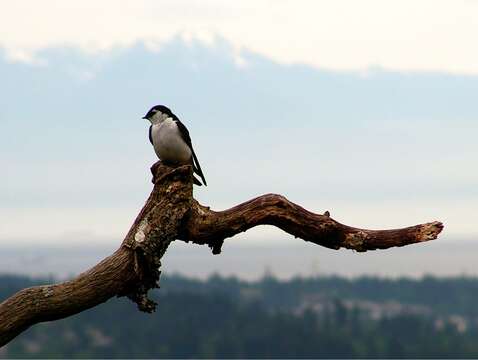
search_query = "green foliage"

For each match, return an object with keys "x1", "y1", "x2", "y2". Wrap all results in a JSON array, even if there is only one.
[{"x1": 2, "y1": 274, "x2": 478, "y2": 358}]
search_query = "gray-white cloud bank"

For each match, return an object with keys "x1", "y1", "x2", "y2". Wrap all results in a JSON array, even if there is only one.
[{"x1": 1, "y1": 0, "x2": 478, "y2": 74}]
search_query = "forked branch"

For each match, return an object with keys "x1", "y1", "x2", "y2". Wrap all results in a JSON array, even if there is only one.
[{"x1": 0, "y1": 163, "x2": 443, "y2": 346}]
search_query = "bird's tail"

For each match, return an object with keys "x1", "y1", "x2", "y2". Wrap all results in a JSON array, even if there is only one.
[
  {"x1": 193, "y1": 175, "x2": 203, "y2": 186},
  {"x1": 192, "y1": 150, "x2": 207, "y2": 186}
]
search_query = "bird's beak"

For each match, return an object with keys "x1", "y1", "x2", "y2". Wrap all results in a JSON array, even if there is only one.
[{"x1": 142, "y1": 116, "x2": 147, "y2": 120}]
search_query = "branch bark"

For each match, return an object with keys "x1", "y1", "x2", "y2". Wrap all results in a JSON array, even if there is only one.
[
  {"x1": 180, "y1": 196, "x2": 443, "y2": 254},
  {"x1": 0, "y1": 163, "x2": 443, "y2": 346}
]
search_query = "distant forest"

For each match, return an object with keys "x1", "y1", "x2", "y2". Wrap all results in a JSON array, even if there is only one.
[{"x1": 2, "y1": 273, "x2": 478, "y2": 358}]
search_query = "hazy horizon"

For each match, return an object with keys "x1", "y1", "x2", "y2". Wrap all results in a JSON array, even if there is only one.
[
  {"x1": 2, "y1": 2, "x2": 477, "y2": 281},
  {"x1": 0, "y1": 234, "x2": 475, "y2": 280}
]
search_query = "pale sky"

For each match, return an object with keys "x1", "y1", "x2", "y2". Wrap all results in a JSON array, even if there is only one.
[
  {"x1": 1, "y1": 0, "x2": 478, "y2": 73},
  {"x1": 1, "y1": 1, "x2": 477, "y2": 248}
]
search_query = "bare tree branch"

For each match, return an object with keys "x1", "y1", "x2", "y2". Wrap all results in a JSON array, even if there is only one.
[
  {"x1": 0, "y1": 163, "x2": 193, "y2": 346},
  {"x1": 0, "y1": 163, "x2": 443, "y2": 346},
  {"x1": 180, "y1": 196, "x2": 443, "y2": 254},
  {"x1": 0, "y1": 249, "x2": 136, "y2": 346}
]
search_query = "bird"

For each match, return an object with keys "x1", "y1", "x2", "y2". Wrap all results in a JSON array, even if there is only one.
[{"x1": 142, "y1": 105, "x2": 207, "y2": 186}]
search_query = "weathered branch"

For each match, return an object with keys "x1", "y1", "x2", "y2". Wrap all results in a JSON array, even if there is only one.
[
  {"x1": 0, "y1": 248, "x2": 137, "y2": 346},
  {"x1": 180, "y1": 196, "x2": 443, "y2": 253},
  {"x1": 0, "y1": 163, "x2": 443, "y2": 346},
  {"x1": 0, "y1": 164, "x2": 193, "y2": 346}
]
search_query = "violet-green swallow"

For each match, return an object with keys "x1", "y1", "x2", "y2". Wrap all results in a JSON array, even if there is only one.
[{"x1": 142, "y1": 105, "x2": 207, "y2": 186}]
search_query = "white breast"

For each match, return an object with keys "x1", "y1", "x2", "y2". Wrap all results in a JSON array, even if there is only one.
[{"x1": 151, "y1": 118, "x2": 192, "y2": 164}]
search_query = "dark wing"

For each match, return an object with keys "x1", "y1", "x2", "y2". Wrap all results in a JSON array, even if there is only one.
[
  {"x1": 148, "y1": 125, "x2": 153, "y2": 145},
  {"x1": 175, "y1": 119, "x2": 207, "y2": 186}
]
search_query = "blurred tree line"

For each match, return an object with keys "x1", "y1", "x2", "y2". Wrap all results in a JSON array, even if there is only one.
[{"x1": 2, "y1": 273, "x2": 478, "y2": 358}]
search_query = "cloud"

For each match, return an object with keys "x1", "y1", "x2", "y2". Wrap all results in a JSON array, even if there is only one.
[
  {"x1": 1, "y1": 41, "x2": 477, "y2": 242},
  {"x1": 1, "y1": 0, "x2": 478, "y2": 73}
]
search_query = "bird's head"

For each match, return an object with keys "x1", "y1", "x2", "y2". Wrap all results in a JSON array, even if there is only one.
[{"x1": 142, "y1": 105, "x2": 176, "y2": 125}]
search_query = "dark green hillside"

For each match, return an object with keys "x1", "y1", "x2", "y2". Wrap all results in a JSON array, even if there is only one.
[{"x1": 2, "y1": 274, "x2": 478, "y2": 358}]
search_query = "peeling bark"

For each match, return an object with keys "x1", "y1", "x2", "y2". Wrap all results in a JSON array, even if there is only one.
[{"x1": 0, "y1": 162, "x2": 443, "y2": 346}]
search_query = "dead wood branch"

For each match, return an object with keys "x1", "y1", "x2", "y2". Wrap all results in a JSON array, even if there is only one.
[
  {"x1": 0, "y1": 163, "x2": 443, "y2": 346},
  {"x1": 180, "y1": 196, "x2": 443, "y2": 253}
]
